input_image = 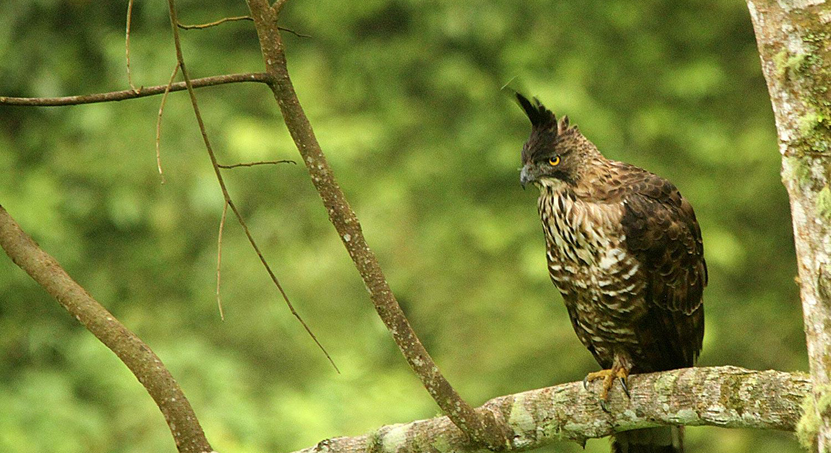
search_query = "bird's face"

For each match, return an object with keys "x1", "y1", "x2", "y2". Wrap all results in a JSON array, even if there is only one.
[
  {"x1": 516, "y1": 93, "x2": 583, "y2": 189},
  {"x1": 520, "y1": 133, "x2": 581, "y2": 189}
]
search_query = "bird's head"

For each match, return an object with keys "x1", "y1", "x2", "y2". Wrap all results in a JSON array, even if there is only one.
[{"x1": 516, "y1": 93, "x2": 598, "y2": 189}]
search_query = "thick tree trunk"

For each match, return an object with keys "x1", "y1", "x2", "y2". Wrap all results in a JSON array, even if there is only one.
[{"x1": 745, "y1": 1, "x2": 831, "y2": 451}]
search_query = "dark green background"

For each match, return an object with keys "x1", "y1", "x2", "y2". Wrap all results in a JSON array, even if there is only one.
[{"x1": 0, "y1": 0, "x2": 805, "y2": 451}]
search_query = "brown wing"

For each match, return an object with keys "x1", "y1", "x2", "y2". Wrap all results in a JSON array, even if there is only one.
[{"x1": 617, "y1": 164, "x2": 706, "y2": 370}]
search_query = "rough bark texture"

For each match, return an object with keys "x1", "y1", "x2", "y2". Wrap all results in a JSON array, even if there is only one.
[
  {"x1": 291, "y1": 367, "x2": 809, "y2": 453},
  {"x1": 745, "y1": 1, "x2": 831, "y2": 451},
  {"x1": 0, "y1": 206, "x2": 214, "y2": 453}
]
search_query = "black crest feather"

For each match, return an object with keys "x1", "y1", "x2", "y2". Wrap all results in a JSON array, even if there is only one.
[{"x1": 516, "y1": 93, "x2": 557, "y2": 131}]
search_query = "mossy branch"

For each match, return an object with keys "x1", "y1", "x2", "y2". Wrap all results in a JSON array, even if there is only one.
[{"x1": 292, "y1": 366, "x2": 809, "y2": 453}]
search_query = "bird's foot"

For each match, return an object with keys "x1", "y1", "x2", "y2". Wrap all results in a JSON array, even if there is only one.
[{"x1": 582, "y1": 365, "x2": 630, "y2": 411}]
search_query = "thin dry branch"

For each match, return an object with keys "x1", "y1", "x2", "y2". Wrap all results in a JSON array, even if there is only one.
[
  {"x1": 125, "y1": 0, "x2": 138, "y2": 93},
  {"x1": 292, "y1": 366, "x2": 810, "y2": 453},
  {"x1": 0, "y1": 72, "x2": 273, "y2": 106},
  {"x1": 166, "y1": 0, "x2": 338, "y2": 373},
  {"x1": 178, "y1": 15, "x2": 253, "y2": 29},
  {"x1": 276, "y1": 26, "x2": 311, "y2": 39},
  {"x1": 0, "y1": 206, "x2": 214, "y2": 453},
  {"x1": 177, "y1": 15, "x2": 310, "y2": 38},
  {"x1": 217, "y1": 159, "x2": 296, "y2": 168},
  {"x1": 244, "y1": 1, "x2": 506, "y2": 447}
]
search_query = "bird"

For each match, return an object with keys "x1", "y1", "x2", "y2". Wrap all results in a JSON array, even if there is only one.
[{"x1": 515, "y1": 93, "x2": 706, "y2": 453}]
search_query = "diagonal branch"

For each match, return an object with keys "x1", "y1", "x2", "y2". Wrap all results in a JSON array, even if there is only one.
[
  {"x1": 291, "y1": 367, "x2": 810, "y2": 453},
  {"x1": 0, "y1": 205, "x2": 213, "y2": 453},
  {"x1": 244, "y1": 0, "x2": 507, "y2": 448},
  {"x1": 217, "y1": 159, "x2": 296, "y2": 168},
  {"x1": 0, "y1": 72, "x2": 273, "y2": 107},
  {"x1": 165, "y1": 0, "x2": 338, "y2": 373}
]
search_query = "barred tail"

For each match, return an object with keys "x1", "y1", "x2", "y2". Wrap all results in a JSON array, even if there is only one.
[{"x1": 611, "y1": 426, "x2": 684, "y2": 453}]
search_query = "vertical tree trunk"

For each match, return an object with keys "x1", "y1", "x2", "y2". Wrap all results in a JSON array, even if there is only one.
[{"x1": 745, "y1": 1, "x2": 831, "y2": 451}]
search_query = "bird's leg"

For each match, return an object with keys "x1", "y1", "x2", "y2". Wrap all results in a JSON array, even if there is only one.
[{"x1": 582, "y1": 355, "x2": 631, "y2": 410}]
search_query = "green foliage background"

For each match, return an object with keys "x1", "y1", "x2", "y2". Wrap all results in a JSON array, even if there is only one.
[{"x1": 0, "y1": 0, "x2": 805, "y2": 452}]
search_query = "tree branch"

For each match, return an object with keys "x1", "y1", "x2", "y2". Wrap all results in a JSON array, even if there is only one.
[
  {"x1": 243, "y1": 1, "x2": 508, "y2": 448},
  {"x1": 125, "y1": 0, "x2": 139, "y2": 93},
  {"x1": 178, "y1": 15, "x2": 253, "y2": 30},
  {"x1": 745, "y1": 1, "x2": 831, "y2": 450},
  {"x1": 0, "y1": 205, "x2": 214, "y2": 453},
  {"x1": 291, "y1": 366, "x2": 809, "y2": 453},
  {"x1": 217, "y1": 159, "x2": 296, "y2": 168},
  {"x1": 177, "y1": 15, "x2": 309, "y2": 37},
  {"x1": 0, "y1": 72, "x2": 273, "y2": 106}
]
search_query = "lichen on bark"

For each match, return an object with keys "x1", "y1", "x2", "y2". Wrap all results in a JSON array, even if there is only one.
[
  {"x1": 747, "y1": 0, "x2": 831, "y2": 450},
  {"x1": 293, "y1": 367, "x2": 810, "y2": 453}
]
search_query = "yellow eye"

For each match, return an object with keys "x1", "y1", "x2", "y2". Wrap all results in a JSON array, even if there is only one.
[{"x1": 548, "y1": 156, "x2": 561, "y2": 166}]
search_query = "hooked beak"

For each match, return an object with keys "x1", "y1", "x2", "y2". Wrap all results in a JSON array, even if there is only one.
[{"x1": 520, "y1": 165, "x2": 535, "y2": 189}]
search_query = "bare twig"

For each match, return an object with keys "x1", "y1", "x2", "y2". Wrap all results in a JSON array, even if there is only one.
[
  {"x1": 155, "y1": 63, "x2": 180, "y2": 184},
  {"x1": 277, "y1": 26, "x2": 311, "y2": 38},
  {"x1": 245, "y1": 0, "x2": 506, "y2": 447},
  {"x1": 216, "y1": 201, "x2": 228, "y2": 321},
  {"x1": 166, "y1": 0, "x2": 339, "y2": 373},
  {"x1": 0, "y1": 206, "x2": 213, "y2": 453},
  {"x1": 178, "y1": 15, "x2": 253, "y2": 30},
  {"x1": 217, "y1": 159, "x2": 296, "y2": 169},
  {"x1": 177, "y1": 14, "x2": 309, "y2": 38},
  {"x1": 0, "y1": 72, "x2": 273, "y2": 107},
  {"x1": 291, "y1": 367, "x2": 810, "y2": 453},
  {"x1": 125, "y1": 0, "x2": 139, "y2": 93}
]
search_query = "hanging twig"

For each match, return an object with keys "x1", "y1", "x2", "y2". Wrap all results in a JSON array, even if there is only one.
[
  {"x1": 216, "y1": 201, "x2": 228, "y2": 321},
  {"x1": 155, "y1": 63, "x2": 180, "y2": 185},
  {"x1": 166, "y1": 0, "x2": 339, "y2": 373}
]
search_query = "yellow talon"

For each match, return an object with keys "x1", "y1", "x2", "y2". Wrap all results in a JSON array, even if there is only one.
[{"x1": 583, "y1": 364, "x2": 630, "y2": 403}]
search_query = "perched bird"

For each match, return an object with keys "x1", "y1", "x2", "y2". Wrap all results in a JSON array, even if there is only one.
[{"x1": 516, "y1": 93, "x2": 706, "y2": 453}]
